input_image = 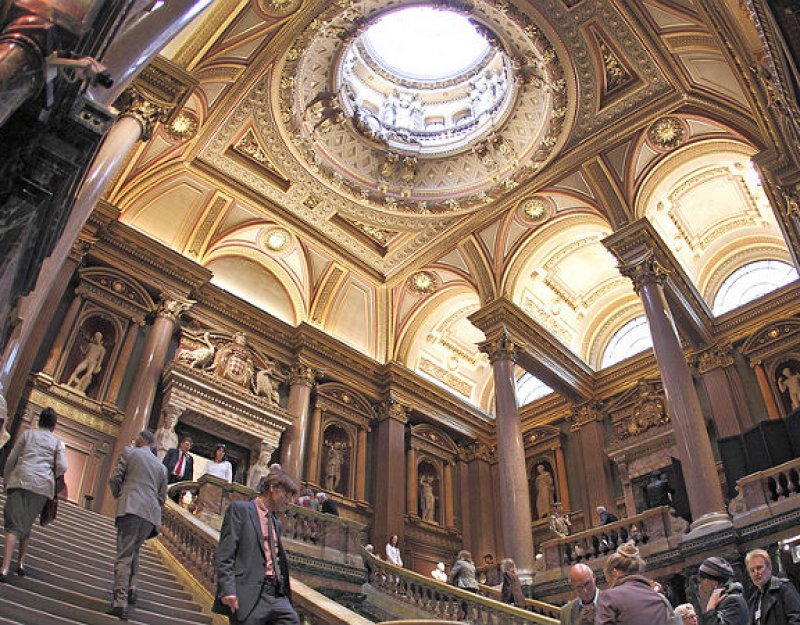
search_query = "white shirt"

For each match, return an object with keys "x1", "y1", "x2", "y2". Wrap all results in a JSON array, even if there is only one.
[
  {"x1": 201, "y1": 459, "x2": 232, "y2": 482},
  {"x1": 386, "y1": 542, "x2": 403, "y2": 566}
]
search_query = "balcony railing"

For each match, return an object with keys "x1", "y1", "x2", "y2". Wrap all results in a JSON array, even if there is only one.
[
  {"x1": 729, "y1": 457, "x2": 800, "y2": 525},
  {"x1": 537, "y1": 506, "x2": 683, "y2": 579},
  {"x1": 363, "y1": 548, "x2": 558, "y2": 625}
]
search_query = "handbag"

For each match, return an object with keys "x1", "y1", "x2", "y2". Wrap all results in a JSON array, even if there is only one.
[{"x1": 41, "y1": 446, "x2": 67, "y2": 526}]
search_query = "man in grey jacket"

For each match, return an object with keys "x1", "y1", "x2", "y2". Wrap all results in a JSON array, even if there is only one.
[{"x1": 107, "y1": 430, "x2": 168, "y2": 619}]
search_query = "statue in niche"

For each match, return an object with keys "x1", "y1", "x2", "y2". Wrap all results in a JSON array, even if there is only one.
[
  {"x1": 213, "y1": 332, "x2": 254, "y2": 388},
  {"x1": 177, "y1": 332, "x2": 215, "y2": 369},
  {"x1": 154, "y1": 411, "x2": 179, "y2": 461},
  {"x1": 777, "y1": 365, "x2": 800, "y2": 410},
  {"x1": 324, "y1": 440, "x2": 347, "y2": 493},
  {"x1": 66, "y1": 331, "x2": 107, "y2": 393},
  {"x1": 253, "y1": 357, "x2": 280, "y2": 405},
  {"x1": 419, "y1": 474, "x2": 437, "y2": 523},
  {"x1": 533, "y1": 463, "x2": 555, "y2": 519}
]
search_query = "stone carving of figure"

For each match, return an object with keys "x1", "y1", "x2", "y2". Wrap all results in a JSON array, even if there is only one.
[
  {"x1": 66, "y1": 331, "x2": 107, "y2": 393},
  {"x1": 253, "y1": 358, "x2": 280, "y2": 404},
  {"x1": 247, "y1": 448, "x2": 272, "y2": 490},
  {"x1": 213, "y1": 332, "x2": 254, "y2": 388},
  {"x1": 325, "y1": 441, "x2": 347, "y2": 492},
  {"x1": 419, "y1": 474, "x2": 436, "y2": 523},
  {"x1": 155, "y1": 411, "x2": 179, "y2": 461},
  {"x1": 177, "y1": 331, "x2": 215, "y2": 369},
  {"x1": 534, "y1": 463, "x2": 554, "y2": 519},
  {"x1": 778, "y1": 366, "x2": 800, "y2": 410},
  {"x1": 382, "y1": 90, "x2": 400, "y2": 127}
]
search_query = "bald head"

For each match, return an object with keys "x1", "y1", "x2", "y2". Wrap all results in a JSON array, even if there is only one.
[{"x1": 568, "y1": 563, "x2": 597, "y2": 604}]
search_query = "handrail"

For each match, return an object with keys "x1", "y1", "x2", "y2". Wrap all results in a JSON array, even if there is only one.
[
  {"x1": 159, "y1": 500, "x2": 374, "y2": 625},
  {"x1": 539, "y1": 506, "x2": 679, "y2": 570},
  {"x1": 362, "y1": 548, "x2": 558, "y2": 625},
  {"x1": 479, "y1": 584, "x2": 561, "y2": 619}
]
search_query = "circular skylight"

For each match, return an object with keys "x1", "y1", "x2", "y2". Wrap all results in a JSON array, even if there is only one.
[{"x1": 363, "y1": 7, "x2": 490, "y2": 81}]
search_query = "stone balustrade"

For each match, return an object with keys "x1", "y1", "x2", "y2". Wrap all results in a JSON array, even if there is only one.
[
  {"x1": 729, "y1": 457, "x2": 800, "y2": 526},
  {"x1": 479, "y1": 584, "x2": 560, "y2": 619},
  {"x1": 167, "y1": 476, "x2": 366, "y2": 568},
  {"x1": 159, "y1": 500, "x2": 373, "y2": 625},
  {"x1": 537, "y1": 505, "x2": 683, "y2": 581},
  {"x1": 363, "y1": 549, "x2": 558, "y2": 625}
]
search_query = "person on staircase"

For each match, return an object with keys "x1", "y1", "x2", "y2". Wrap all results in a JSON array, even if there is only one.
[
  {"x1": 107, "y1": 429, "x2": 168, "y2": 619},
  {"x1": 1, "y1": 407, "x2": 67, "y2": 581},
  {"x1": 213, "y1": 466, "x2": 300, "y2": 625},
  {"x1": 163, "y1": 436, "x2": 194, "y2": 502}
]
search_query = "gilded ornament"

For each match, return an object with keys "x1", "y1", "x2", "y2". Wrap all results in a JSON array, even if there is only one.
[
  {"x1": 258, "y1": 0, "x2": 302, "y2": 18},
  {"x1": 518, "y1": 196, "x2": 550, "y2": 224},
  {"x1": 264, "y1": 228, "x2": 291, "y2": 252},
  {"x1": 648, "y1": 117, "x2": 685, "y2": 150},
  {"x1": 408, "y1": 271, "x2": 438, "y2": 294},
  {"x1": 165, "y1": 111, "x2": 199, "y2": 141}
]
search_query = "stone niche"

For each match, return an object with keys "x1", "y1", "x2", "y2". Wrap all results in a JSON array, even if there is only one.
[{"x1": 742, "y1": 317, "x2": 800, "y2": 417}]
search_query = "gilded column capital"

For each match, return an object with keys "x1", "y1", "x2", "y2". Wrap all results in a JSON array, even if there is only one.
[
  {"x1": 116, "y1": 85, "x2": 171, "y2": 141},
  {"x1": 155, "y1": 294, "x2": 193, "y2": 324},
  {"x1": 778, "y1": 183, "x2": 800, "y2": 219},
  {"x1": 289, "y1": 362, "x2": 319, "y2": 387},
  {"x1": 458, "y1": 441, "x2": 496, "y2": 463},
  {"x1": 376, "y1": 394, "x2": 409, "y2": 424},
  {"x1": 478, "y1": 328, "x2": 519, "y2": 364},
  {"x1": 693, "y1": 344, "x2": 735, "y2": 374},
  {"x1": 617, "y1": 251, "x2": 669, "y2": 295},
  {"x1": 569, "y1": 401, "x2": 604, "y2": 432}
]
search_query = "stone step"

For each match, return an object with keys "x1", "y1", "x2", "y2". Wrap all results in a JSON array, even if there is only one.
[
  {"x1": 0, "y1": 573, "x2": 210, "y2": 623},
  {"x1": 0, "y1": 581, "x2": 204, "y2": 625}
]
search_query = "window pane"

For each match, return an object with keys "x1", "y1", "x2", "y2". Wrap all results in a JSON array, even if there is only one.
[
  {"x1": 516, "y1": 372, "x2": 552, "y2": 405},
  {"x1": 600, "y1": 316, "x2": 652, "y2": 369},
  {"x1": 712, "y1": 260, "x2": 798, "y2": 316}
]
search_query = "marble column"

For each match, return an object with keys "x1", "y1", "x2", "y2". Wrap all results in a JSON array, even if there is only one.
[
  {"x1": 99, "y1": 295, "x2": 190, "y2": 514},
  {"x1": 571, "y1": 402, "x2": 615, "y2": 527},
  {"x1": 554, "y1": 445, "x2": 570, "y2": 513},
  {"x1": 105, "y1": 319, "x2": 143, "y2": 405},
  {"x1": 371, "y1": 396, "x2": 408, "y2": 552},
  {"x1": 406, "y1": 445, "x2": 418, "y2": 516},
  {"x1": 304, "y1": 404, "x2": 324, "y2": 486},
  {"x1": 443, "y1": 462, "x2": 454, "y2": 528},
  {"x1": 355, "y1": 426, "x2": 368, "y2": 502},
  {"x1": 458, "y1": 443, "x2": 500, "y2": 560},
  {"x1": 608, "y1": 244, "x2": 730, "y2": 535},
  {"x1": 479, "y1": 331, "x2": 535, "y2": 582},
  {"x1": 752, "y1": 361, "x2": 782, "y2": 420},
  {"x1": 41, "y1": 282, "x2": 83, "y2": 380},
  {"x1": 0, "y1": 14, "x2": 49, "y2": 126},
  {"x1": 694, "y1": 345, "x2": 753, "y2": 436},
  {"x1": 280, "y1": 362, "x2": 317, "y2": 483}
]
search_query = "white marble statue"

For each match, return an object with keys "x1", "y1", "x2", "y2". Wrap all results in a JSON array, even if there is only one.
[
  {"x1": 178, "y1": 331, "x2": 215, "y2": 369},
  {"x1": 66, "y1": 331, "x2": 106, "y2": 393},
  {"x1": 155, "y1": 411, "x2": 179, "y2": 461}
]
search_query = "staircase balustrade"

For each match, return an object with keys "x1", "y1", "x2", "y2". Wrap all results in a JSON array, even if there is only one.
[
  {"x1": 479, "y1": 585, "x2": 561, "y2": 619},
  {"x1": 363, "y1": 549, "x2": 558, "y2": 625},
  {"x1": 539, "y1": 506, "x2": 680, "y2": 572},
  {"x1": 729, "y1": 457, "x2": 800, "y2": 523}
]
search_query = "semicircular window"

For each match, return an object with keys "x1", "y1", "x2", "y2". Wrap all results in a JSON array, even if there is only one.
[
  {"x1": 516, "y1": 372, "x2": 553, "y2": 405},
  {"x1": 338, "y1": 6, "x2": 514, "y2": 154},
  {"x1": 600, "y1": 316, "x2": 653, "y2": 369},
  {"x1": 712, "y1": 260, "x2": 798, "y2": 316}
]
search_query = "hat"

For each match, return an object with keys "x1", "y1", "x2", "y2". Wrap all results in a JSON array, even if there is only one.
[{"x1": 698, "y1": 557, "x2": 734, "y2": 582}]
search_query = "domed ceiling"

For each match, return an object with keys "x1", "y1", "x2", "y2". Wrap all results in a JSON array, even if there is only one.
[{"x1": 113, "y1": 0, "x2": 796, "y2": 413}]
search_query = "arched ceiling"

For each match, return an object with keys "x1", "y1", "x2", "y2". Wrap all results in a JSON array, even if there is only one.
[{"x1": 108, "y1": 0, "x2": 795, "y2": 413}]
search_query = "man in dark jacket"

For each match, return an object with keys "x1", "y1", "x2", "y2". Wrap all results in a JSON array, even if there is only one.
[
  {"x1": 697, "y1": 556, "x2": 749, "y2": 625},
  {"x1": 213, "y1": 467, "x2": 299, "y2": 625},
  {"x1": 746, "y1": 549, "x2": 800, "y2": 625}
]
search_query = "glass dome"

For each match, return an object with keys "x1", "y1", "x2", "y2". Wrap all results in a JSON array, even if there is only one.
[{"x1": 338, "y1": 6, "x2": 514, "y2": 154}]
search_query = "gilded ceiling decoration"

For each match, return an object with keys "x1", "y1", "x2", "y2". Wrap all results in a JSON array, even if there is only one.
[{"x1": 647, "y1": 117, "x2": 687, "y2": 151}]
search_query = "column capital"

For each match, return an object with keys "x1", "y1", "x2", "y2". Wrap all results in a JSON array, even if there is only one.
[
  {"x1": 478, "y1": 328, "x2": 519, "y2": 364},
  {"x1": 458, "y1": 440, "x2": 496, "y2": 463},
  {"x1": 778, "y1": 182, "x2": 800, "y2": 219},
  {"x1": 569, "y1": 401, "x2": 605, "y2": 432},
  {"x1": 155, "y1": 294, "x2": 193, "y2": 324},
  {"x1": 617, "y1": 251, "x2": 669, "y2": 294},
  {"x1": 116, "y1": 86, "x2": 171, "y2": 141},
  {"x1": 693, "y1": 344, "x2": 735, "y2": 374},
  {"x1": 289, "y1": 362, "x2": 319, "y2": 387},
  {"x1": 376, "y1": 394, "x2": 409, "y2": 424}
]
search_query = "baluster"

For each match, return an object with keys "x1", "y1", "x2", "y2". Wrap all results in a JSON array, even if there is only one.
[
  {"x1": 767, "y1": 477, "x2": 779, "y2": 502},
  {"x1": 777, "y1": 472, "x2": 790, "y2": 499},
  {"x1": 790, "y1": 469, "x2": 800, "y2": 495}
]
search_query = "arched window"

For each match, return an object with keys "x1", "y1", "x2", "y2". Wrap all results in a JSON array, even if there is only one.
[
  {"x1": 600, "y1": 316, "x2": 652, "y2": 369},
  {"x1": 712, "y1": 260, "x2": 798, "y2": 316},
  {"x1": 516, "y1": 372, "x2": 552, "y2": 405}
]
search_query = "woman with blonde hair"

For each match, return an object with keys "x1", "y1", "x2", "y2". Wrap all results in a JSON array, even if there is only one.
[
  {"x1": 501, "y1": 558, "x2": 526, "y2": 608},
  {"x1": 596, "y1": 542, "x2": 674, "y2": 625}
]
